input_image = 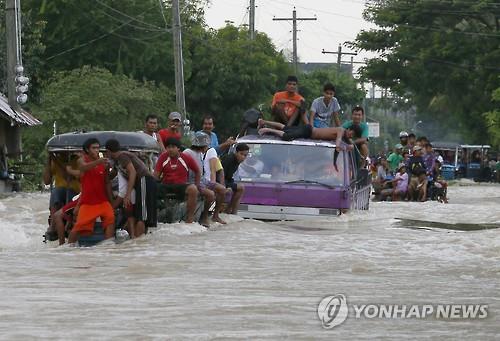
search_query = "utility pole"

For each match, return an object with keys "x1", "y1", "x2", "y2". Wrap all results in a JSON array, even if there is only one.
[
  {"x1": 6, "y1": 0, "x2": 19, "y2": 110},
  {"x1": 273, "y1": 7, "x2": 316, "y2": 74},
  {"x1": 321, "y1": 44, "x2": 357, "y2": 74},
  {"x1": 249, "y1": 0, "x2": 255, "y2": 40},
  {"x1": 5, "y1": 0, "x2": 28, "y2": 157},
  {"x1": 172, "y1": 0, "x2": 187, "y2": 133}
]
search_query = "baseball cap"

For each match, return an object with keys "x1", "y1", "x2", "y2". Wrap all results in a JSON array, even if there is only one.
[
  {"x1": 413, "y1": 145, "x2": 422, "y2": 152},
  {"x1": 398, "y1": 163, "x2": 406, "y2": 170},
  {"x1": 191, "y1": 131, "x2": 210, "y2": 147},
  {"x1": 168, "y1": 111, "x2": 182, "y2": 121},
  {"x1": 399, "y1": 131, "x2": 409, "y2": 138},
  {"x1": 395, "y1": 143, "x2": 403, "y2": 149}
]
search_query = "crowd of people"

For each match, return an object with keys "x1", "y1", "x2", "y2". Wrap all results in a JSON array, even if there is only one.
[
  {"x1": 45, "y1": 73, "x2": 500, "y2": 244},
  {"x1": 371, "y1": 132, "x2": 449, "y2": 203},
  {"x1": 43, "y1": 111, "x2": 252, "y2": 245}
]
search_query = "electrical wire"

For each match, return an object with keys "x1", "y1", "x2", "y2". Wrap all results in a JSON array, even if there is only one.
[
  {"x1": 45, "y1": 3, "x2": 165, "y2": 61},
  {"x1": 95, "y1": 0, "x2": 165, "y2": 30},
  {"x1": 158, "y1": 0, "x2": 169, "y2": 29}
]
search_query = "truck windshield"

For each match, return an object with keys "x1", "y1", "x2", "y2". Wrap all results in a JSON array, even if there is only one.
[{"x1": 235, "y1": 143, "x2": 345, "y2": 186}]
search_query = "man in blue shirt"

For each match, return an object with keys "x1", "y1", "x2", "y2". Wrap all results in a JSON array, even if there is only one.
[
  {"x1": 342, "y1": 106, "x2": 369, "y2": 167},
  {"x1": 197, "y1": 115, "x2": 235, "y2": 155}
]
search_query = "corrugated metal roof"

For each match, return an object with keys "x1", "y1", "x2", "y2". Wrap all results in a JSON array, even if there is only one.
[{"x1": 0, "y1": 93, "x2": 41, "y2": 126}]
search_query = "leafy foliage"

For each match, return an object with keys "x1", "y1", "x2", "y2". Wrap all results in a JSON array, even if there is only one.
[
  {"x1": 352, "y1": 0, "x2": 500, "y2": 145},
  {"x1": 23, "y1": 66, "x2": 174, "y2": 168},
  {"x1": 184, "y1": 25, "x2": 291, "y2": 136},
  {"x1": 483, "y1": 86, "x2": 500, "y2": 148}
]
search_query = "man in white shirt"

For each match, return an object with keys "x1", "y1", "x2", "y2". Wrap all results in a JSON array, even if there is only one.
[
  {"x1": 309, "y1": 83, "x2": 341, "y2": 128},
  {"x1": 184, "y1": 132, "x2": 227, "y2": 225}
]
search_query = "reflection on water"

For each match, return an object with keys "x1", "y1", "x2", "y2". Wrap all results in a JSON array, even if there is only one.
[{"x1": 0, "y1": 184, "x2": 499, "y2": 339}]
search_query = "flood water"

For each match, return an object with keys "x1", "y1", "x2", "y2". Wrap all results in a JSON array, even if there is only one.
[{"x1": 0, "y1": 182, "x2": 499, "y2": 339}]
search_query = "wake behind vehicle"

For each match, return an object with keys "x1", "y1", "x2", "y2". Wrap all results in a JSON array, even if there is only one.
[
  {"x1": 233, "y1": 134, "x2": 370, "y2": 220},
  {"x1": 44, "y1": 131, "x2": 160, "y2": 246}
]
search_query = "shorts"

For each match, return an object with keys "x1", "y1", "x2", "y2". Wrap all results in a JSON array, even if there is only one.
[
  {"x1": 49, "y1": 187, "x2": 79, "y2": 210},
  {"x1": 282, "y1": 124, "x2": 313, "y2": 141},
  {"x1": 61, "y1": 200, "x2": 78, "y2": 223},
  {"x1": 72, "y1": 201, "x2": 115, "y2": 235},
  {"x1": 134, "y1": 175, "x2": 157, "y2": 227},
  {"x1": 225, "y1": 181, "x2": 238, "y2": 192},
  {"x1": 158, "y1": 183, "x2": 190, "y2": 201},
  {"x1": 118, "y1": 172, "x2": 136, "y2": 205},
  {"x1": 409, "y1": 175, "x2": 426, "y2": 191},
  {"x1": 313, "y1": 118, "x2": 330, "y2": 128}
]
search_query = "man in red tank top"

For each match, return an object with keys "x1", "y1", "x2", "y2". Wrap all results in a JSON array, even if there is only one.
[{"x1": 68, "y1": 138, "x2": 115, "y2": 244}]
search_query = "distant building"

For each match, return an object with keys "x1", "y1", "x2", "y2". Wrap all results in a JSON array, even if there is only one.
[{"x1": 0, "y1": 93, "x2": 41, "y2": 192}]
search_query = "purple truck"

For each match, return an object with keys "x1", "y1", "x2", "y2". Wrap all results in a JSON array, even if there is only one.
[{"x1": 233, "y1": 135, "x2": 371, "y2": 220}]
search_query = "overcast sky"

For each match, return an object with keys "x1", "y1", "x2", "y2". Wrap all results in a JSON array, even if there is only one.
[{"x1": 204, "y1": 0, "x2": 379, "y2": 74}]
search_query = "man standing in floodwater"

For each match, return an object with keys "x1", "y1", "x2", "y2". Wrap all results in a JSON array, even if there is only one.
[
  {"x1": 106, "y1": 139, "x2": 157, "y2": 238},
  {"x1": 67, "y1": 138, "x2": 115, "y2": 244}
]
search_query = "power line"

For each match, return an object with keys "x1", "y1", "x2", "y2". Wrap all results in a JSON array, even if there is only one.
[
  {"x1": 158, "y1": 0, "x2": 169, "y2": 29},
  {"x1": 375, "y1": 51, "x2": 500, "y2": 71},
  {"x1": 392, "y1": 23, "x2": 500, "y2": 38},
  {"x1": 95, "y1": 0, "x2": 165, "y2": 30},
  {"x1": 322, "y1": 44, "x2": 358, "y2": 74},
  {"x1": 46, "y1": 4, "x2": 162, "y2": 61},
  {"x1": 46, "y1": 22, "x2": 129, "y2": 61},
  {"x1": 269, "y1": 0, "x2": 364, "y2": 21},
  {"x1": 96, "y1": 7, "x2": 169, "y2": 32},
  {"x1": 273, "y1": 8, "x2": 317, "y2": 74}
]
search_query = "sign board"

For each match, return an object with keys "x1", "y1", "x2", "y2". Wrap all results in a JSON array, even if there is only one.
[{"x1": 367, "y1": 122, "x2": 380, "y2": 138}]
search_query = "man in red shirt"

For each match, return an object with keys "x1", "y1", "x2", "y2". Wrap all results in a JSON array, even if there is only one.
[
  {"x1": 68, "y1": 138, "x2": 114, "y2": 244},
  {"x1": 158, "y1": 112, "x2": 182, "y2": 146},
  {"x1": 271, "y1": 75, "x2": 306, "y2": 127},
  {"x1": 154, "y1": 138, "x2": 201, "y2": 224}
]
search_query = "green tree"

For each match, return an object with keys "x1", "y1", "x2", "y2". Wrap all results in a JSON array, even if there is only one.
[
  {"x1": 19, "y1": 0, "x2": 208, "y2": 85},
  {"x1": 352, "y1": 0, "x2": 500, "y2": 144},
  {"x1": 483, "y1": 86, "x2": 500, "y2": 149},
  {"x1": 184, "y1": 24, "x2": 291, "y2": 136},
  {"x1": 23, "y1": 66, "x2": 174, "y2": 167}
]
